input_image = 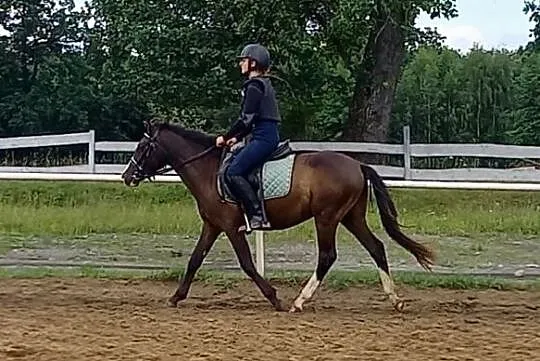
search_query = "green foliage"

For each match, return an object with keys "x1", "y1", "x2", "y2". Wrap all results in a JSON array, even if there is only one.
[
  {"x1": 507, "y1": 52, "x2": 540, "y2": 145},
  {"x1": 0, "y1": 0, "x2": 537, "y2": 147},
  {"x1": 524, "y1": 0, "x2": 540, "y2": 47},
  {"x1": 82, "y1": 0, "x2": 371, "y2": 140},
  {"x1": 0, "y1": 0, "x2": 88, "y2": 134},
  {"x1": 392, "y1": 46, "x2": 519, "y2": 144}
]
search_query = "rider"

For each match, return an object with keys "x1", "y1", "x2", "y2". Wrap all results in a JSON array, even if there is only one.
[{"x1": 215, "y1": 43, "x2": 281, "y2": 232}]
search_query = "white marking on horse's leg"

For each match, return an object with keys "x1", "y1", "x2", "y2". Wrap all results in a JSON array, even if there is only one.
[
  {"x1": 378, "y1": 268, "x2": 404, "y2": 311},
  {"x1": 290, "y1": 272, "x2": 320, "y2": 312}
]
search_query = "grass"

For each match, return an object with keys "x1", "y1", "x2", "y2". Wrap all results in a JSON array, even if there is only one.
[
  {"x1": 149, "y1": 267, "x2": 540, "y2": 291},
  {"x1": 0, "y1": 180, "x2": 538, "y2": 283},
  {"x1": 0, "y1": 180, "x2": 203, "y2": 236},
  {"x1": 1, "y1": 231, "x2": 538, "y2": 275},
  {"x1": 0, "y1": 265, "x2": 538, "y2": 292},
  {"x1": 0, "y1": 180, "x2": 538, "y2": 237}
]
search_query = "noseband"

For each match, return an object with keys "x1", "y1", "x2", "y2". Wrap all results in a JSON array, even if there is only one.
[{"x1": 128, "y1": 131, "x2": 216, "y2": 182}]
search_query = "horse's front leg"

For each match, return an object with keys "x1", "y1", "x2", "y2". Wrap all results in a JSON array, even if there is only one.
[
  {"x1": 226, "y1": 230, "x2": 286, "y2": 311},
  {"x1": 168, "y1": 221, "x2": 221, "y2": 307}
]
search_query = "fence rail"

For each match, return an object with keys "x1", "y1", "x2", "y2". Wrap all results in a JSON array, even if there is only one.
[
  {"x1": 1, "y1": 126, "x2": 539, "y2": 183},
  {"x1": 1, "y1": 126, "x2": 540, "y2": 276}
]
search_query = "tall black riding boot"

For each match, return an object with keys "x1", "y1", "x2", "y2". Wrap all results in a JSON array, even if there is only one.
[{"x1": 227, "y1": 175, "x2": 271, "y2": 232}]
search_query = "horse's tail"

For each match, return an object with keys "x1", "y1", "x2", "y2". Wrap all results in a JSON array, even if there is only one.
[{"x1": 360, "y1": 164, "x2": 435, "y2": 271}]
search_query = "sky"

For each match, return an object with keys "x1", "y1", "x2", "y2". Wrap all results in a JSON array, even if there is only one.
[{"x1": 416, "y1": 0, "x2": 533, "y2": 51}]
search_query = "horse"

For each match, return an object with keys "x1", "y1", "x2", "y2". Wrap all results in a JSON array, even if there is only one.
[{"x1": 121, "y1": 119, "x2": 435, "y2": 313}]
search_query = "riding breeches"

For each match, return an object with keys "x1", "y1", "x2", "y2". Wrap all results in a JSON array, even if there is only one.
[{"x1": 225, "y1": 121, "x2": 279, "y2": 177}]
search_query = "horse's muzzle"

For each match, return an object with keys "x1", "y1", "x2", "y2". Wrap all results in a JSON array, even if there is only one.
[
  {"x1": 121, "y1": 164, "x2": 141, "y2": 187},
  {"x1": 125, "y1": 177, "x2": 140, "y2": 187}
]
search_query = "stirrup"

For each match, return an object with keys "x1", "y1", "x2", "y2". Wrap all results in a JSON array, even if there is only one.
[{"x1": 238, "y1": 213, "x2": 271, "y2": 234}]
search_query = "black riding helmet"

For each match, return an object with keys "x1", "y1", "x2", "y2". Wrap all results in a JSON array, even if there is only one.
[{"x1": 237, "y1": 43, "x2": 271, "y2": 70}]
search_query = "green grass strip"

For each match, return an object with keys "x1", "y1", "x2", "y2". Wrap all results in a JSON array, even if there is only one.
[
  {"x1": 1, "y1": 266, "x2": 538, "y2": 292},
  {"x1": 0, "y1": 180, "x2": 538, "y2": 237}
]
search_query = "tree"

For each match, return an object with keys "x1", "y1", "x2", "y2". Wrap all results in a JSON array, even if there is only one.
[
  {"x1": 507, "y1": 52, "x2": 540, "y2": 145},
  {"x1": 392, "y1": 44, "x2": 518, "y2": 145},
  {"x1": 524, "y1": 0, "x2": 540, "y2": 48},
  {"x1": 341, "y1": 0, "x2": 457, "y2": 145},
  {"x1": 0, "y1": 0, "x2": 87, "y2": 135},
  {"x1": 84, "y1": 0, "x2": 361, "y2": 140},
  {"x1": 1, "y1": 0, "x2": 536, "y2": 149}
]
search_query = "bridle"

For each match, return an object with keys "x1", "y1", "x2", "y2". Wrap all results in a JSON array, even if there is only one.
[{"x1": 127, "y1": 131, "x2": 216, "y2": 182}]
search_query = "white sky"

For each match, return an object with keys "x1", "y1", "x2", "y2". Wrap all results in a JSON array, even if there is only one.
[{"x1": 416, "y1": 0, "x2": 533, "y2": 51}]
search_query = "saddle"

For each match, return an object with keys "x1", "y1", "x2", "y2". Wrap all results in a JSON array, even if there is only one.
[{"x1": 216, "y1": 140, "x2": 296, "y2": 226}]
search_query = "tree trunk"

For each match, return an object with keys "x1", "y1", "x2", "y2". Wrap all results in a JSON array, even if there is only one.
[{"x1": 341, "y1": 5, "x2": 408, "y2": 163}]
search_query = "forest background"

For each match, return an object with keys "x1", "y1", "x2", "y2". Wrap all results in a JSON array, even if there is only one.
[{"x1": 1, "y1": 0, "x2": 539, "y2": 160}]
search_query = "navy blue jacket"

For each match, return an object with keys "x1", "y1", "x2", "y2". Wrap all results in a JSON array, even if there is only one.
[{"x1": 225, "y1": 76, "x2": 281, "y2": 141}]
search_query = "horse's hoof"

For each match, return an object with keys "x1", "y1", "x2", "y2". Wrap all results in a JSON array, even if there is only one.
[
  {"x1": 288, "y1": 304, "x2": 303, "y2": 313},
  {"x1": 274, "y1": 300, "x2": 287, "y2": 312},
  {"x1": 393, "y1": 300, "x2": 405, "y2": 312},
  {"x1": 167, "y1": 298, "x2": 178, "y2": 308}
]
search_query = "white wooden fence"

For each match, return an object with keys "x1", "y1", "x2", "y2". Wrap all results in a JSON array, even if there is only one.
[
  {"x1": 1, "y1": 126, "x2": 539, "y2": 183},
  {"x1": 1, "y1": 126, "x2": 539, "y2": 276}
]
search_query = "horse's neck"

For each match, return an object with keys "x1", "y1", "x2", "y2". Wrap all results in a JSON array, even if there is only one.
[{"x1": 162, "y1": 131, "x2": 218, "y2": 198}]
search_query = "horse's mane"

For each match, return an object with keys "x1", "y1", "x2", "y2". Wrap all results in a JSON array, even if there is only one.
[{"x1": 151, "y1": 119, "x2": 216, "y2": 148}]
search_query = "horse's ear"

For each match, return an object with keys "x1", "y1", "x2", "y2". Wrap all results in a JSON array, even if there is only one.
[{"x1": 143, "y1": 119, "x2": 152, "y2": 135}]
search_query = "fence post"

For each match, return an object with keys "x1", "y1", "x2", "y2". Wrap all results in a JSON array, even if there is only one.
[
  {"x1": 88, "y1": 130, "x2": 96, "y2": 174},
  {"x1": 255, "y1": 231, "x2": 265, "y2": 276},
  {"x1": 403, "y1": 125, "x2": 411, "y2": 180}
]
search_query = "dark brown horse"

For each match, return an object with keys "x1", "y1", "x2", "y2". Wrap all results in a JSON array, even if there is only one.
[{"x1": 121, "y1": 119, "x2": 435, "y2": 312}]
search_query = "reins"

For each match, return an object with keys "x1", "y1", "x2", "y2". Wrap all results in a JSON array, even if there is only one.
[
  {"x1": 130, "y1": 125, "x2": 243, "y2": 182},
  {"x1": 177, "y1": 145, "x2": 217, "y2": 168},
  {"x1": 145, "y1": 145, "x2": 217, "y2": 178},
  {"x1": 129, "y1": 129, "x2": 218, "y2": 182}
]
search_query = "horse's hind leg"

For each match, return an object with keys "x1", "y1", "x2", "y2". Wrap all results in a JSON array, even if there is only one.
[
  {"x1": 342, "y1": 201, "x2": 404, "y2": 312},
  {"x1": 289, "y1": 217, "x2": 338, "y2": 313}
]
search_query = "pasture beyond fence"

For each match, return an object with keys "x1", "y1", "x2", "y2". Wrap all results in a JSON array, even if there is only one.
[{"x1": 1, "y1": 126, "x2": 539, "y2": 275}]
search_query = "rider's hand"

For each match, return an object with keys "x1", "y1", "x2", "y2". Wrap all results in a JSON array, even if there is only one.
[
  {"x1": 215, "y1": 136, "x2": 225, "y2": 147},
  {"x1": 226, "y1": 137, "x2": 237, "y2": 147}
]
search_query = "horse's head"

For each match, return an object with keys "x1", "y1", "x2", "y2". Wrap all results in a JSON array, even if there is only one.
[
  {"x1": 122, "y1": 119, "x2": 219, "y2": 187},
  {"x1": 121, "y1": 120, "x2": 169, "y2": 187}
]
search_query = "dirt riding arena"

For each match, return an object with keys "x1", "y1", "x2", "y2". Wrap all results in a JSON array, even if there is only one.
[{"x1": 1, "y1": 278, "x2": 538, "y2": 361}]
